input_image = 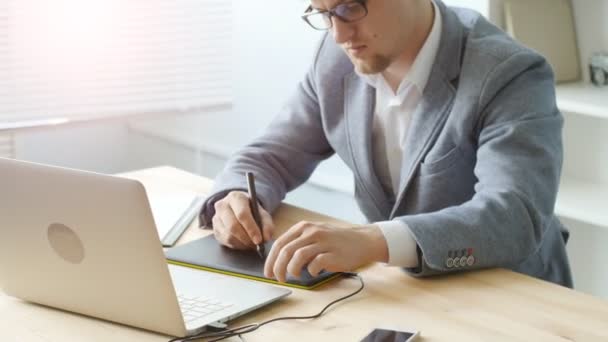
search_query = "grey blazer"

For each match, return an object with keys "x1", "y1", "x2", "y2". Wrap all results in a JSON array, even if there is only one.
[{"x1": 201, "y1": 1, "x2": 573, "y2": 287}]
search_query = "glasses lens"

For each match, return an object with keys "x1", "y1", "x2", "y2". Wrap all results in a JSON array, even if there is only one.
[
  {"x1": 334, "y1": 2, "x2": 367, "y2": 22},
  {"x1": 305, "y1": 13, "x2": 332, "y2": 30}
]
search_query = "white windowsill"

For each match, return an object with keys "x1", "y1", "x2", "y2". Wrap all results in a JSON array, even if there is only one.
[
  {"x1": 556, "y1": 82, "x2": 608, "y2": 118},
  {"x1": 128, "y1": 114, "x2": 355, "y2": 195}
]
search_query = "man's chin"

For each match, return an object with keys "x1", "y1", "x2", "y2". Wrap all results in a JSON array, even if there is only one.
[
  {"x1": 354, "y1": 62, "x2": 382, "y2": 75},
  {"x1": 350, "y1": 58, "x2": 371, "y2": 73},
  {"x1": 350, "y1": 56, "x2": 390, "y2": 74}
]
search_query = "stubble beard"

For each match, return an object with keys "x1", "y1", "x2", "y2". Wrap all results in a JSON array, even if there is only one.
[{"x1": 351, "y1": 54, "x2": 392, "y2": 74}]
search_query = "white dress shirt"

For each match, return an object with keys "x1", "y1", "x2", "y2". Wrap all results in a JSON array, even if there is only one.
[{"x1": 357, "y1": 0, "x2": 442, "y2": 267}]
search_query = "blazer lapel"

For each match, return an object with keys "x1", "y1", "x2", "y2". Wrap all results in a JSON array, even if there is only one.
[
  {"x1": 389, "y1": 0, "x2": 464, "y2": 219},
  {"x1": 344, "y1": 72, "x2": 393, "y2": 219},
  {"x1": 389, "y1": 73, "x2": 455, "y2": 219}
]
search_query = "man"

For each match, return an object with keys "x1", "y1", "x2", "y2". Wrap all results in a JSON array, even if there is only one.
[{"x1": 199, "y1": 0, "x2": 573, "y2": 287}]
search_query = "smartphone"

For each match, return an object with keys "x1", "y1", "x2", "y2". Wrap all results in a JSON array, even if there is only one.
[{"x1": 359, "y1": 328, "x2": 419, "y2": 342}]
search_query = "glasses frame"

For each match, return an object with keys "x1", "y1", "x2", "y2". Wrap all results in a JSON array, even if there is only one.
[{"x1": 301, "y1": 0, "x2": 369, "y2": 31}]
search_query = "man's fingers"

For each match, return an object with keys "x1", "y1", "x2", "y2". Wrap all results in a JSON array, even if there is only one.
[
  {"x1": 229, "y1": 193, "x2": 263, "y2": 245},
  {"x1": 272, "y1": 231, "x2": 318, "y2": 282},
  {"x1": 264, "y1": 222, "x2": 309, "y2": 278},
  {"x1": 286, "y1": 244, "x2": 322, "y2": 279},
  {"x1": 307, "y1": 253, "x2": 334, "y2": 277},
  {"x1": 260, "y1": 209, "x2": 275, "y2": 242},
  {"x1": 217, "y1": 208, "x2": 254, "y2": 249},
  {"x1": 212, "y1": 215, "x2": 247, "y2": 250}
]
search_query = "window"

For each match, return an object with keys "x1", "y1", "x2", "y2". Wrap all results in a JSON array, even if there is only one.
[{"x1": 0, "y1": 0, "x2": 231, "y2": 126}]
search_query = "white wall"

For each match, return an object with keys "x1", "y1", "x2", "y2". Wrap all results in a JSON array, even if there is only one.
[
  {"x1": 230, "y1": 0, "x2": 322, "y2": 142},
  {"x1": 443, "y1": 0, "x2": 489, "y2": 15},
  {"x1": 14, "y1": 119, "x2": 129, "y2": 173},
  {"x1": 229, "y1": 0, "x2": 357, "y2": 195}
]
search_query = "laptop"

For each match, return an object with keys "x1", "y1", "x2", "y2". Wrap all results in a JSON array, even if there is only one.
[{"x1": 0, "y1": 157, "x2": 291, "y2": 337}]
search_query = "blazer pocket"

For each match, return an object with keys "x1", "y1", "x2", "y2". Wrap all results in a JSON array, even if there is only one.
[{"x1": 419, "y1": 146, "x2": 463, "y2": 175}]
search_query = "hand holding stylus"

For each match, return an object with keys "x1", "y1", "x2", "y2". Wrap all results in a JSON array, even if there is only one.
[{"x1": 211, "y1": 183, "x2": 274, "y2": 252}]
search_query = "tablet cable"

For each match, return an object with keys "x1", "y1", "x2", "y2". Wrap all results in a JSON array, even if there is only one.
[{"x1": 168, "y1": 272, "x2": 364, "y2": 342}]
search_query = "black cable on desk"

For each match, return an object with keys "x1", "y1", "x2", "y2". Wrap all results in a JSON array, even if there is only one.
[{"x1": 169, "y1": 272, "x2": 364, "y2": 342}]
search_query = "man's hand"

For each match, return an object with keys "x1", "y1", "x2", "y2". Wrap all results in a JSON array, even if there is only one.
[
  {"x1": 263, "y1": 221, "x2": 389, "y2": 282},
  {"x1": 212, "y1": 191, "x2": 275, "y2": 250}
]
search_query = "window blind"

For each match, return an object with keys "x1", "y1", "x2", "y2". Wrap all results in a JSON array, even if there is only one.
[{"x1": 0, "y1": 0, "x2": 231, "y2": 126}]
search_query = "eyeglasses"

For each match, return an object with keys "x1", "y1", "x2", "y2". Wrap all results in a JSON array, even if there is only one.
[{"x1": 301, "y1": 0, "x2": 369, "y2": 30}]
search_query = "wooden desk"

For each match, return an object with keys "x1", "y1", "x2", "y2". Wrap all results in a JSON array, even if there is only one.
[{"x1": 2, "y1": 166, "x2": 608, "y2": 342}]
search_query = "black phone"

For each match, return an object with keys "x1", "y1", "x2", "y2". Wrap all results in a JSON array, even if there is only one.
[{"x1": 360, "y1": 328, "x2": 419, "y2": 342}]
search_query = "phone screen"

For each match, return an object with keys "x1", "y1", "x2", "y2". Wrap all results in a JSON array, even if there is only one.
[{"x1": 359, "y1": 328, "x2": 417, "y2": 342}]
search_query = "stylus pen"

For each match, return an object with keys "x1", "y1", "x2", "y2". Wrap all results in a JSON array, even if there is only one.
[{"x1": 246, "y1": 172, "x2": 265, "y2": 260}]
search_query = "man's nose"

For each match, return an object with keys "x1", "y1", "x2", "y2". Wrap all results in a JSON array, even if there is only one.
[{"x1": 331, "y1": 17, "x2": 355, "y2": 45}]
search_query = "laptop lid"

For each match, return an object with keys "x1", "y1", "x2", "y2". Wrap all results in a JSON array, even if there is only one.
[{"x1": 0, "y1": 158, "x2": 195, "y2": 336}]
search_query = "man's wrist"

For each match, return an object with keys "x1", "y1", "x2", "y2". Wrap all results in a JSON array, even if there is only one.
[{"x1": 358, "y1": 224, "x2": 389, "y2": 264}]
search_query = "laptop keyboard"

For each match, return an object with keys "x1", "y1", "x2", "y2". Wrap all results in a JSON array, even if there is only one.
[{"x1": 177, "y1": 293, "x2": 234, "y2": 323}]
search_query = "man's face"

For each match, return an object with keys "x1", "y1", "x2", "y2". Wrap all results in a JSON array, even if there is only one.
[{"x1": 310, "y1": 0, "x2": 424, "y2": 74}]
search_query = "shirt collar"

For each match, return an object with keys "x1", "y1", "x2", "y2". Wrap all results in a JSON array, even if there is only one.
[{"x1": 357, "y1": 0, "x2": 442, "y2": 95}]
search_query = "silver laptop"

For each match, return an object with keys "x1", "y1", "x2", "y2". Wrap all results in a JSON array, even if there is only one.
[{"x1": 0, "y1": 157, "x2": 291, "y2": 337}]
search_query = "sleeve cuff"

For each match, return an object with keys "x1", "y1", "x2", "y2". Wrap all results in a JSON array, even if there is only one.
[
  {"x1": 376, "y1": 220, "x2": 420, "y2": 268},
  {"x1": 198, "y1": 189, "x2": 246, "y2": 229}
]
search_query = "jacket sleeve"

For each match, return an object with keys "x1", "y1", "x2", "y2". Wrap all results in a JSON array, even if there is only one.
[
  {"x1": 398, "y1": 51, "x2": 564, "y2": 276},
  {"x1": 199, "y1": 35, "x2": 333, "y2": 227}
]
